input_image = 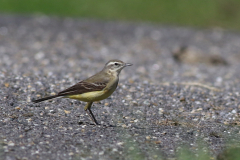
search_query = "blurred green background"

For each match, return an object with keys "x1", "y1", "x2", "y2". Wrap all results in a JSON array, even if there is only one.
[{"x1": 1, "y1": 0, "x2": 240, "y2": 30}]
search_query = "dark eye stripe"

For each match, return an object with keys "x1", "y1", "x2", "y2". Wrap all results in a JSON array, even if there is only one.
[{"x1": 106, "y1": 61, "x2": 122, "y2": 66}]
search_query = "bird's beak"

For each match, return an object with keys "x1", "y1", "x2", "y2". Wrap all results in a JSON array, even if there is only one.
[{"x1": 125, "y1": 63, "x2": 133, "y2": 67}]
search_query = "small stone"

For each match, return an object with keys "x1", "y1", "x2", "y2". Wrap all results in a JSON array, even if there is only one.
[
  {"x1": 34, "y1": 51, "x2": 45, "y2": 60},
  {"x1": 49, "y1": 110, "x2": 55, "y2": 113},
  {"x1": 128, "y1": 79, "x2": 134, "y2": 84},
  {"x1": 122, "y1": 124, "x2": 127, "y2": 128},
  {"x1": 146, "y1": 136, "x2": 151, "y2": 140},
  {"x1": 132, "y1": 101, "x2": 138, "y2": 106},
  {"x1": 8, "y1": 141, "x2": 15, "y2": 146},
  {"x1": 23, "y1": 112, "x2": 34, "y2": 117},
  {"x1": 26, "y1": 118, "x2": 32, "y2": 122},
  {"x1": 224, "y1": 121, "x2": 229, "y2": 125},
  {"x1": 143, "y1": 100, "x2": 150, "y2": 106},
  {"x1": 180, "y1": 97, "x2": 185, "y2": 102},
  {"x1": 197, "y1": 108, "x2": 203, "y2": 111},
  {"x1": 152, "y1": 64, "x2": 160, "y2": 70},
  {"x1": 69, "y1": 152, "x2": 74, "y2": 156},
  {"x1": 64, "y1": 110, "x2": 71, "y2": 114},
  {"x1": 4, "y1": 83, "x2": 9, "y2": 87},
  {"x1": 112, "y1": 148, "x2": 118, "y2": 152},
  {"x1": 44, "y1": 135, "x2": 51, "y2": 138},
  {"x1": 104, "y1": 103, "x2": 109, "y2": 106},
  {"x1": 232, "y1": 110, "x2": 237, "y2": 114},
  {"x1": 158, "y1": 108, "x2": 164, "y2": 115},
  {"x1": 117, "y1": 142, "x2": 124, "y2": 146},
  {"x1": 129, "y1": 87, "x2": 136, "y2": 92},
  {"x1": 3, "y1": 118, "x2": 10, "y2": 122},
  {"x1": 135, "y1": 110, "x2": 143, "y2": 114},
  {"x1": 195, "y1": 101, "x2": 201, "y2": 104},
  {"x1": 154, "y1": 141, "x2": 161, "y2": 144},
  {"x1": 15, "y1": 106, "x2": 21, "y2": 110},
  {"x1": 126, "y1": 95, "x2": 132, "y2": 100},
  {"x1": 26, "y1": 96, "x2": 31, "y2": 103}
]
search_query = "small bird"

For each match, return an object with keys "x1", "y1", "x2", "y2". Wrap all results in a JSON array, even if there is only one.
[{"x1": 32, "y1": 59, "x2": 132, "y2": 125}]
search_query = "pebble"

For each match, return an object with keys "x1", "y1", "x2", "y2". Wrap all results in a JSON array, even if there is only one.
[
  {"x1": 122, "y1": 124, "x2": 127, "y2": 128},
  {"x1": 143, "y1": 100, "x2": 150, "y2": 106},
  {"x1": 64, "y1": 110, "x2": 71, "y2": 114},
  {"x1": 179, "y1": 97, "x2": 185, "y2": 102},
  {"x1": 7, "y1": 142, "x2": 15, "y2": 147}
]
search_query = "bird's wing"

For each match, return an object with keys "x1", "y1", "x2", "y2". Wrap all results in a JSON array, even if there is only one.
[{"x1": 58, "y1": 80, "x2": 108, "y2": 96}]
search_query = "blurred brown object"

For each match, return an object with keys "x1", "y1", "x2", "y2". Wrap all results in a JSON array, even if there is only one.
[{"x1": 172, "y1": 46, "x2": 228, "y2": 66}]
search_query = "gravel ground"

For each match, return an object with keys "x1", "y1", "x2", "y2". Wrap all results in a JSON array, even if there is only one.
[{"x1": 1, "y1": 15, "x2": 240, "y2": 160}]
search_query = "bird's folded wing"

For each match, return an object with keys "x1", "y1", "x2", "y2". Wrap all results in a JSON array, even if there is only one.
[{"x1": 58, "y1": 81, "x2": 107, "y2": 96}]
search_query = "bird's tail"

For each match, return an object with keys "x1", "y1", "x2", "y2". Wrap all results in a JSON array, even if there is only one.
[{"x1": 32, "y1": 95, "x2": 59, "y2": 103}]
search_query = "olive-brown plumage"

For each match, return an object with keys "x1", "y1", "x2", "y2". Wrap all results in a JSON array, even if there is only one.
[{"x1": 33, "y1": 59, "x2": 132, "y2": 125}]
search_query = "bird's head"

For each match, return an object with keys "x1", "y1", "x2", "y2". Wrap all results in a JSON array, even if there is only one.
[{"x1": 103, "y1": 59, "x2": 132, "y2": 76}]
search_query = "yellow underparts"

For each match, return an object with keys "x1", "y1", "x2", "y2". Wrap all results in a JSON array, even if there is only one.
[{"x1": 65, "y1": 88, "x2": 115, "y2": 102}]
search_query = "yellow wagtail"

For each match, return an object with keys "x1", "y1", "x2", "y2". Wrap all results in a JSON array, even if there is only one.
[{"x1": 32, "y1": 59, "x2": 132, "y2": 125}]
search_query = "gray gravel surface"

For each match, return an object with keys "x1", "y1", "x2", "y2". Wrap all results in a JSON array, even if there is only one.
[{"x1": 1, "y1": 15, "x2": 240, "y2": 160}]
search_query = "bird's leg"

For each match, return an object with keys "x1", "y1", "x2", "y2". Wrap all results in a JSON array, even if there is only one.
[
  {"x1": 88, "y1": 108, "x2": 99, "y2": 125},
  {"x1": 84, "y1": 102, "x2": 99, "y2": 125},
  {"x1": 84, "y1": 102, "x2": 95, "y2": 124}
]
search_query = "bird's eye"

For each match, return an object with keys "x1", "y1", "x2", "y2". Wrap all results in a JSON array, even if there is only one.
[{"x1": 114, "y1": 63, "x2": 119, "y2": 66}]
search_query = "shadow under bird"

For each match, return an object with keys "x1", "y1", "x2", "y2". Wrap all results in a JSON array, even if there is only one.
[{"x1": 32, "y1": 59, "x2": 132, "y2": 125}]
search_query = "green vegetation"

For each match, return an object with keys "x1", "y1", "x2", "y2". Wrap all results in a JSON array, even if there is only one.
[
  {"x1": 1, "y1": 0, "x2": 240, "y2": 30},
  {"x1": 122, "y1": 137, "x2": 240, "y2": 160},
  {"x1": 177, "y1": 142, "x2": 211, "y2": 160}
]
